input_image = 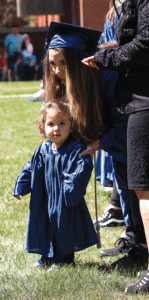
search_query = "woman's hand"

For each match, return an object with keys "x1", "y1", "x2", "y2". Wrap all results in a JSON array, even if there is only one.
[
  {"x1": 14, "y1": 195, "x2": 21, "y2": 200},
  {"x1": 81, "y1": 140, "x2": 104, "y2": 159},
  {"x1": 81, "y1": 56, "x2": 99, "y2": 69}
]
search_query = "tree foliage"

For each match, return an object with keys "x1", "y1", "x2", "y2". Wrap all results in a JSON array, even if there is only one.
[{"x1": 0, "y1": 0, "x2": 29, "y2": 28}]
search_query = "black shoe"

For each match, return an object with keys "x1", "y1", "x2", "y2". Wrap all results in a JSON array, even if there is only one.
[
  {"x1": 111, "y1": 243, "x2": 148, "y2": 270},
  {"x1": 100, "y1": 237, "x2": 133, "y2": 256},
  {"x1": 93, "y1": 208, "x2": 124, "y2": 227},
  {"x1": 125, "y1": 270, "x2": 149, "y2": 294},
  {"x1": 33, "y1": 256, "x2": 53, "y2": 268}
]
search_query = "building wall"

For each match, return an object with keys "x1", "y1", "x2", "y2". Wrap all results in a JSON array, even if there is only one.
[
  {"x1": 81, "y1": 0, "x2": 109, "y2": 31},
  {"x1": 34, "y1": 0, "x2": 110, "y2": 31}
]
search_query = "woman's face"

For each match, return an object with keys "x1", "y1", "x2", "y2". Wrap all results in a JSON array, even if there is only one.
[{"x1": 49, "y1": 49, "x2": 66, "y2": 85}]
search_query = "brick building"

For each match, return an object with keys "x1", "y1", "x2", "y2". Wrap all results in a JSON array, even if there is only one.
[{"x1": 34, "y1": 0, "x2": 109, "y2": 31}]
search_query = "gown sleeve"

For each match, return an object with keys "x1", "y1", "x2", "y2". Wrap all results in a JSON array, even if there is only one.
[
  {"x1": 62, "y1": 147, "x2": 93, "y2": 207},
  {"x1": 14, "y1": 160, "x2": 32, "y2": 196},
  {"x1": 14, "y1": 146, "x2": 42, "y2": 196},
  {"x1": 94, "y1": 0, "x2": 149, "y2": 71}
]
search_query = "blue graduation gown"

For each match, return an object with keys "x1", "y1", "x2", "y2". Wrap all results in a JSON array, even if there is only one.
[
  {"x1": 14, "y1": 137, "x2": 98, "y2": 257},
  {"x1": 99, "y1": 69, "x2": 128, "y2": 163},
  {"x1": 96, "y1": 12, "x2": 120, "y2": 186}
]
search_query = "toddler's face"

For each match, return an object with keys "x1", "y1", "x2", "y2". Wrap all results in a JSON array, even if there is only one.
[{"x1": 45, "y1": 107, "x2": 71, "y2": 148}]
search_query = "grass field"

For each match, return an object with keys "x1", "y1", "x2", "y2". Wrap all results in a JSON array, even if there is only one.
[{"x1": 0, "y1": 81, "x2": 147, "y2": 299}]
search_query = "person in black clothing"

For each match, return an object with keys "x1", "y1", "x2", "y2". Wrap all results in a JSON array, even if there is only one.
[
  {"x1": 94, "y1": 0, "x2": 125, "y2": 229},
  {"x1": 82, "y1": 0, "x2": 149, "y2": 294}
]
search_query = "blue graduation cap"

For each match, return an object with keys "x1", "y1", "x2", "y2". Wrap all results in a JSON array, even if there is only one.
[
  {"x1": 45, "y1": 22, "x2": 102, "y2": 52},
  {"x1": 43, "y1": 22, "x2": 101, "y2": 88}
]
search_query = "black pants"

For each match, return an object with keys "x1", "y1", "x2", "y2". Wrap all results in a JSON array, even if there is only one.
[{"x1": 52, "y1": 237, "x2": 74, "y2": 265}]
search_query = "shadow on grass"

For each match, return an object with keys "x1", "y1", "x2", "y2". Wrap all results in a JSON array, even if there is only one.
[
  {"x1": 76, "y1": 260, "x2": 147, "y2": 277},
  {"x1": 76, "y1": 261, "x2": 111, "y2": 272}
]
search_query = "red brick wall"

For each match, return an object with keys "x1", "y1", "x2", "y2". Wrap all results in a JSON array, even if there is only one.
[{"x1": 81, "y1": 0, "x2": 110, "y2": 31}]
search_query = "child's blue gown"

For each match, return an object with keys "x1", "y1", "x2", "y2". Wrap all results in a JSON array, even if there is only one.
[{"x1": 14, "y1": 137, "x2": 98, "y2": 257}]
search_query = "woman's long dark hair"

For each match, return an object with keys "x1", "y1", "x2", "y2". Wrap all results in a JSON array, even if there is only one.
[
  {"x1": 44, "y1": 47, "x2": 105, "y2": 145},
  {"x1": 64, "y1": 47, "x2": 105, "y2": 144}
]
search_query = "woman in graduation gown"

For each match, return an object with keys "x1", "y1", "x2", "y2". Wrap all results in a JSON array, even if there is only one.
[{"x1": 43, "y1": 21, "x2": 147, "y2": 276}]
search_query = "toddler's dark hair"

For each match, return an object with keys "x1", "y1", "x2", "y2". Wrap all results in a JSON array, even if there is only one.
[{"x1": 39, "y1": 97, "x2": 72, "y2": 137}]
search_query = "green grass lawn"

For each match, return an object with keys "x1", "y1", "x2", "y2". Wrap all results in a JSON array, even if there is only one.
[
  {"x1": 0, "y1": 81, "x2": 41, "y2": 95},
  {"x1": 0, "y1": 81, "x2": 146, "y2": 299}
]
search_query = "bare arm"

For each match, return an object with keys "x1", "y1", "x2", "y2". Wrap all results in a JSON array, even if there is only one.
[{"x1": 4, "y1": 45, "x2": 8, "y2": 59}]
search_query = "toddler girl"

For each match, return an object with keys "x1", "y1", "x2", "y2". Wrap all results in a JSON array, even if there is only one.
[{"x1": 14, "y1": 100, "x2": 98, "y2": 269}]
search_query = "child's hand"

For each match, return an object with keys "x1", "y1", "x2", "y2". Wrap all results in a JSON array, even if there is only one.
[{"x1": 14, "y1": 195, "x2": 21, "y2": 200}]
